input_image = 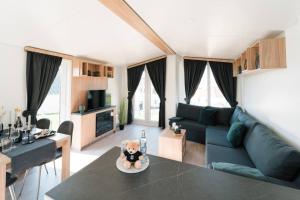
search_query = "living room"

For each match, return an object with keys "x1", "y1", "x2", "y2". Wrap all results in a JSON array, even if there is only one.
[{"x1": 1, "y1": 0, "x2": 300, "y2": 199}]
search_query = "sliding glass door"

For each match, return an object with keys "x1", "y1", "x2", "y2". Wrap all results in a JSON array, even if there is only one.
[
  {"x1": 37, "y1": 59, "x2": 72, "y2": 130},
  {"x1": 133, "y1": 68, "x2": 159, "y2": 126}
]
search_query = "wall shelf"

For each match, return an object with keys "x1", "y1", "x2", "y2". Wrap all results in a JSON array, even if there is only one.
[
  {"x1": 72, "y1": 58, "x2": 114, "y2": 78},
  {"x1": 233, "y1": 37, "x2": 286, "y2": 77}
]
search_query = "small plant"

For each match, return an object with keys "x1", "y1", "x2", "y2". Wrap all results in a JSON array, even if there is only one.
[{"x1": 119, "y1": 98, "x2": 128, "y2": 130}]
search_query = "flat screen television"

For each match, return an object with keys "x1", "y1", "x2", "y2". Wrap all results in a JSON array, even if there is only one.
[{"x1": 87, "y1": 90, "x2": 106, "y2": 111}]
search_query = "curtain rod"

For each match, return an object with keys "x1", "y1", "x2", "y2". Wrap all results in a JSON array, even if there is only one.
[
  {"x1": 24, "y1": 46, "x2": 74, "y2": 60},
  {"x1": 184, "y1": 56, "x2": 234, "y2": 63},
  {"x1": 128, "y1": 55, "x2": 167, "y2": 68}
]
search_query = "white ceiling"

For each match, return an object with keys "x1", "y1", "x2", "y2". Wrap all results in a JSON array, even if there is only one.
[
  {"x1": 1, "y1": 0, "x2": 300, "y2": 66},
  {"x1": 127, "y1": 0, "x2": 300, "y2": 59},
  {"x1": 0, "y1": 0, "x2": 163, "y2": 66}
]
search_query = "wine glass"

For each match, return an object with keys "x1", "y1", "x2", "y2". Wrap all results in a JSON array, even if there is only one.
[{"x1": 10, "y1": 130, "x2": 20, "y2": 149}]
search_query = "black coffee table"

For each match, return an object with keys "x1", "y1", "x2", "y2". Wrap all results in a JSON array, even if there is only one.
[{"x1": 45, "y1": 147, "x2": 300, "y2": 200}]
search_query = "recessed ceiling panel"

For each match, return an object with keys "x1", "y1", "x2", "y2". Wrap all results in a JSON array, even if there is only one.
[
  {"x1": 127, "y1": 0, "x2": 300, "y2": 59},
  {"x1": 0, "y1": 0, "x2": 163, "y2": 66}
]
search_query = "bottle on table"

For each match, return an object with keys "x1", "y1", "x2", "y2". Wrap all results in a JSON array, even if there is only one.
[{"x1": 140, "y1": 130, "x2": 147, "y2": 162}]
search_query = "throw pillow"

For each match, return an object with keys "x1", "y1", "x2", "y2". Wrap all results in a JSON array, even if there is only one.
[
  {"x1": 212, "y1": 162, "x2": 267, "y2": 181},
  {"x1": 198, "y1": 107, "x2": 217, "y2": 126},
  {"x1": 227, "y1": 122, "x2": 246, "y2": 147}
]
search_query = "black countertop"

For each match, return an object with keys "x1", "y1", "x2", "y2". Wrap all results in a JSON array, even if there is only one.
[
  {"x1": 72, "y1": 105, "x2": 116, "y2": 115},
  {"x1": 46, "y1": 147, "x2": 300, "y2": 200}
]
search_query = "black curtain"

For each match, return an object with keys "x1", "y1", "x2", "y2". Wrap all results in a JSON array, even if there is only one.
[
  {"x1": 184, "y1": 59, "x2": 207, "y2": 104},
  {"x1": 127, "y1": 65, "x2": 145, "y2": 124},
  {"x1": 146, "y1": 58, "x2": 166, "y2": 128},
  {"x1": 209, "y1": 61, "x2": 237, "y2": 107},
  {"x1": 24, "y1": 52, "x2": 62, "y2": 124}
]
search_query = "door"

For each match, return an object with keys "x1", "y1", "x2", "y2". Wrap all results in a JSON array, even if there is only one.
[
  {"x1": 37, "y1": 59, "x2": 72, "y2": 130},
  {"x1": 133, "y1": 68, "x2": 160, "y2": 126}
]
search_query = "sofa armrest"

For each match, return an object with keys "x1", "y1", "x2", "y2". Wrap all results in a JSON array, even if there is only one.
[
  {"x1": 169, "y1": 117, "x2": 184, "y2": 127},
  {"x1": 169, "y1": 117, "x2": 184, "y2": 123}
]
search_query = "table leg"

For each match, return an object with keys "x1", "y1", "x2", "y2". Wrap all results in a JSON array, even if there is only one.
[
  {"x1": 0, "y1": 163, "x2": 6, "y2": 200},
  {"x1": 61, "y1": 138, "x2": 70, "y2": 181}
]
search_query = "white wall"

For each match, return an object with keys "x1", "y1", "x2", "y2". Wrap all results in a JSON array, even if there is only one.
[
  {"x1": 237, "y1": 19, "x2": 300, "y2": 149},
  {"x1": 107, "y1": 66, "x2": 122, "y2": 124},
  {"x1": 107, "y1": 66, "x2": 121, "y2": 108},
  {"x1": 0, "y1": 43, "x2": 26, "y2": 125},
  {"x1": 177, "y1": 56, "x2": 186, "y2": 103},
  {"x1": 165, "y1": 55, "x2": 178, "y2": 126}
]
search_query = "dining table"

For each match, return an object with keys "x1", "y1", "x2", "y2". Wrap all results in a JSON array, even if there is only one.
[
  {"x1": 45, "y1": 147, "x2": 300, "y2": 200},
  {"x1": 0, "y1": 131, "x2": 71, "y2": 200}
]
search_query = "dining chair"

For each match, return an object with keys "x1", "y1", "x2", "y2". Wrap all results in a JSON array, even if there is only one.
[
  {"x1": 52, "y1": 121, "x2": 74, "y2": 175},
  {"x1": 36, "y1": 118, "x2": 51, "y2": 175},
  {"x1": 6, "y1": 172, "x2": 17, "y2": 200}
]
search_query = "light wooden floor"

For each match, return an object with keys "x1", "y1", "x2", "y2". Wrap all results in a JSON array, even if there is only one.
[{"x1": 6, "y1": 124, "x2": 205, "y2": 200}]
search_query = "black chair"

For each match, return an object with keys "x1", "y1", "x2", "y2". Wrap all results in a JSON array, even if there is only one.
[
  {"x1": 52, "y1": 121, "x2": 74, "y2": 175},
  {"x1": 36, "y1": 118, "x2": 50, "y2": 130},
  {"x1": 36, "y1": 118, "x2": 51, "y2": 174},
  {"x1": 6, "y1": 172, "x2": 17, "y2": 200}
]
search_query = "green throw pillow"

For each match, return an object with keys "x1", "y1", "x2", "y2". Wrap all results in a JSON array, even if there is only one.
[
  {"x1": 198, "y1": 107, "x2": 217, "y2": 125},
  {"x1": 227, "y1": 122, "x2": 246, "y2": 147},
  {"x1": 212, "y1": 162, "x2": 267, "y2": 181}
]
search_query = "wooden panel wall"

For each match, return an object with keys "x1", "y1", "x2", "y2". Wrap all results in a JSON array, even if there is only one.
[{"x1": 71, "y1": 77, "x2": 108, "y2": 112}]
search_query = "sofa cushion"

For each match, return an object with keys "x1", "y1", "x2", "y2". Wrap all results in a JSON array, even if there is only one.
[
  {"x1": 230, "y1": 106, "x2": 243, "y2": 125},
  {"x1": 199, "y1": 107, "x2": 217, "y2": 126},
  {"x1": 206, "y1": 144, "x2": 255, "y2": 168},
  {"x1": 177, "y1": 119, "x2": 206, "y2": 132},
  {"x1": 237, "y1": 112, "x2": 259, "y2": 146},
  {"x1": 237, "y1": 112, "x2": 258, "y2": 130},
  {"x1": 176, "y1": 103, "x2": 203, "y2": 121},
  {"x1": 212, "y1": 162, "x2": 267, "y2": 181},
  {"x1": 206, "y1": 127, "x2": 232, "y2": 148},
  {"x1": 209, "y1": 107, "x2": 234, "y2": 126},
  {"x1": 244, "y1": 124, "x2": 300, "y2": 181},
  {"x1": 226, "y1": 122, "x2": 246, "y2": 147}
]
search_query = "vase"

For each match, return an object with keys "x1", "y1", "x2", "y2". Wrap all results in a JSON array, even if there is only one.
[{"x1": 119, "y1": 124, "x2": 125, "y2": 130}]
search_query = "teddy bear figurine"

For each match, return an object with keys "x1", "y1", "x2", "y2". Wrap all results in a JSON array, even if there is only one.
[{"x1": 120, "y1": 140, "x2": 144, "y2": 169}]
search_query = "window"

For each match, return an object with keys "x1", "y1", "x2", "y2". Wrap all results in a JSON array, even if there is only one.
[
  {"x1": 37, "y1": 70, "x2": 61, "y2": 130},
  {"x1": 133, "y1": 68, "x2": 160, "y2": 125},
  {"x1": 191, "y1": 63, "x2": 230, "y2": 108},
  {"x1": 37, "y1": 60, "x2": 72, "y2": 130},
  {"x1": 133, "y1": 71, "x2": 145, "y2": 120}
]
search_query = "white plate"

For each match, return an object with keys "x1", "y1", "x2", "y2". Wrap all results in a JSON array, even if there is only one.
[{"x1": 116, "y1": 157, "x2": 149, "y2": 173}]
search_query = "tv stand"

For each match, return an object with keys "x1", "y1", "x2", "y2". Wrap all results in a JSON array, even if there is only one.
[{"x1": 71, "y1": 106, "x2": 116, "y2": 150}]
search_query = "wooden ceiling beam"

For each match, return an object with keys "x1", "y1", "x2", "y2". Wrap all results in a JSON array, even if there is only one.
[
  {"x1": 99, "y1": 0, "x2": 176, "y2": 55},
  {"x1": 24, "y1": 46, "x2": 74, "y2": 60},
  {"x1": 128, "y1": 55, "x2": 166, "y2": 68},
  {"x1": 184, "y1": 56, "x2": 234, "y2": 63}
]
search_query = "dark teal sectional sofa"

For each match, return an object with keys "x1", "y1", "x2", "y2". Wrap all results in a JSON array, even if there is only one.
[
  {"x1": 169, "y1": 103, "x2": 300, "y2": 189},
  {"x1": 169, "y1": 103, "x2": 234, "y2": 144}
]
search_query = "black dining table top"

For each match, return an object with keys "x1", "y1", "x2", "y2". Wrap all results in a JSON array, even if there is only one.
[{"x1": 46, "y1": 147, "x2": 300, "y2": 200}]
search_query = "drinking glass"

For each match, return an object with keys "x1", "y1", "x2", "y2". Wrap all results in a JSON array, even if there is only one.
[
  {"x1": 1, "y1": 137, "x2": 12, "y2": 153},
  {"x1": 10, "y1": 130, "x2": 20, "y2": 149}
]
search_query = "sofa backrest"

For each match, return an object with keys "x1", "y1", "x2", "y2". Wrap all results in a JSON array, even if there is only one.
[
  {"x1": 176, "y1": 103, "x2": 203, "y2": 121},
  {"x1": 208, "y1": 106, "x2": 234, "y2": 126},
  {"x1": 244, "y1": 124, "x2": 300, "y2": 181},
  {"x1": 230, "y1": 106, "x2": 243, "y2": 125}
]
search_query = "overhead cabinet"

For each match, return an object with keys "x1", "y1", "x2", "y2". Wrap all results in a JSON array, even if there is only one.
[
  {"x1": 233, "y1": 37, "x2": 286, "y2": 76},
  {"x1": 72, "y1": 58, "x2": 114, "y2": 78}
]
